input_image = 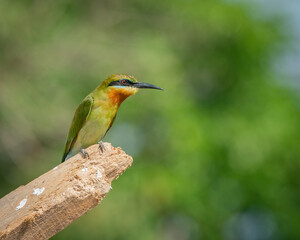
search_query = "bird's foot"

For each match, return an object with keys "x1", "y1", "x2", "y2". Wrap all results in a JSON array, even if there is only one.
[
  {"x1": 80, "y1": 148, "x2": 90, "y2": 159},
  {"x1": 98, "y1": 141, "x2": 106, "y2": 153}
]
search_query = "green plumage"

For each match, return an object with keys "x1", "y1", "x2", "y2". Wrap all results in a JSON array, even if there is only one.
[
  {"x1": 61, "y1": 95, "x2": 93, "y2": 162},
  {"x1": 61, "y1": 74, "x2": 163, "y2": 162}
]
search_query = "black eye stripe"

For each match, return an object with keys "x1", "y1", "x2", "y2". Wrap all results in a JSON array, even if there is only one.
[
  {"x1": 108, "y1": 81, "x2": 121, "y2": 86},
  {"x1": 108, "y1": 79, "x2": 134, "y2": 87}
]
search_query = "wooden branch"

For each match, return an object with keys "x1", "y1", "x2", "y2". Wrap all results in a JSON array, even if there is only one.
[{"x1": 0, "y1": 143, "x2": 133, "y2": 240}]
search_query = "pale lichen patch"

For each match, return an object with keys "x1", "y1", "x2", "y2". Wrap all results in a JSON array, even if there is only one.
[
  {"x1": 16, "y1": 198, "x2": 27, "y2": 210},
  {"x1": 33, "y1": 187, "x2": 45, "y2": 196},
  {"x1": 82, "y1": 166, "x2": 88, "y2": 172},
  {"x1": 96, "y1": 170, "x2": 102, "y2": 178}
]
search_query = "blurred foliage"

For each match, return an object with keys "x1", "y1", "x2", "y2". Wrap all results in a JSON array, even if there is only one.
[{"x1": 0, "y1": 0, "x2": 299, "y2": 239}]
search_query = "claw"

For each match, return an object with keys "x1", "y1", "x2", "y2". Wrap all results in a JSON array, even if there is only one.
[
  {"x1": 80, "y1": 148, "x2": 90, "y2": 159},
  {"x1": 98, "y1": 141, "x2": 106, "y2": 153}
]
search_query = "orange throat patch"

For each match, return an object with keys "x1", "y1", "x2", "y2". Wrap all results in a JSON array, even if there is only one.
[{"x1": 108, "y1": 87, "x2": 138, "y2": 105}]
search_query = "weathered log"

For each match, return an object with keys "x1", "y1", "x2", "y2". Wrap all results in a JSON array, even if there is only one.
[{"x1": 0, "y1": 143, "x2": 133, "y2": 240}]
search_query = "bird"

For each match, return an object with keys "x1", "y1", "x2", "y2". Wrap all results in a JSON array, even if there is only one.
[{"x1": 61, "y1": 74, "x2": 163, "y2": 162}]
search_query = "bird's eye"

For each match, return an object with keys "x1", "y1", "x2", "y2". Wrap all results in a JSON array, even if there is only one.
[{"x1": 121, "y1": 79, "x2": 127, "y2": 85}]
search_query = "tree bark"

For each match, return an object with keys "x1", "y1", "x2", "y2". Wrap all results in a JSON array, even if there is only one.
[{"x1": 0, "y1": 143, "x2": 133, "y2": 240}]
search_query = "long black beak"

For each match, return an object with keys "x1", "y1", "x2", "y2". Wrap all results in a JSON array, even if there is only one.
[{"x1": 134, "y1": 82, "x2": 164, "y2": 90}]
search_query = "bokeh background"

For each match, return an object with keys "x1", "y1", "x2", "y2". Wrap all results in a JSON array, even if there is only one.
[{"x1": 0, "y1": 0, "x2": 300, "y2": 239}]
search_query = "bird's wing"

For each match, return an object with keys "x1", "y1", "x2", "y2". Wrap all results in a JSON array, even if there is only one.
[
  {"x1": 61, "y1": 95, "x2": 94, "y2": 162},
  {"x1": 105, "y1": 114, "x2": 116, "y2": 136}
]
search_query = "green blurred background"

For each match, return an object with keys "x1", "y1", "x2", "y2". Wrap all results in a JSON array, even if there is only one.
[{"x1": 0, "y1": 0, "x2": 300, "y2": 239}]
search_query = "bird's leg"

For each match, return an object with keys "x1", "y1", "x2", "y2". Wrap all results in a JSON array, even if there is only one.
[
  {"x1": 80, "y1": 148, "x2": 90, "y2": 159},
  {"x1": 98, "y1": 141, "x2": 106, "y2": 153}
]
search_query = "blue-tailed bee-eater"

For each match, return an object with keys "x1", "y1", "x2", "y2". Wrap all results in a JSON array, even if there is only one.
[{"x1": 61, "y1": 74, "x2": 163, "y2": 162}]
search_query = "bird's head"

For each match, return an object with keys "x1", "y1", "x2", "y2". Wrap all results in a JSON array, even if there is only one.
[{"x1": 101, "y1": 74, "x2": 163, "y2": 105}]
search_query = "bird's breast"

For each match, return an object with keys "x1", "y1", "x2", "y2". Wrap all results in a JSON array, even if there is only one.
[{"x1": 74, "y1": 102, "x2": 118, "y2": 149}]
